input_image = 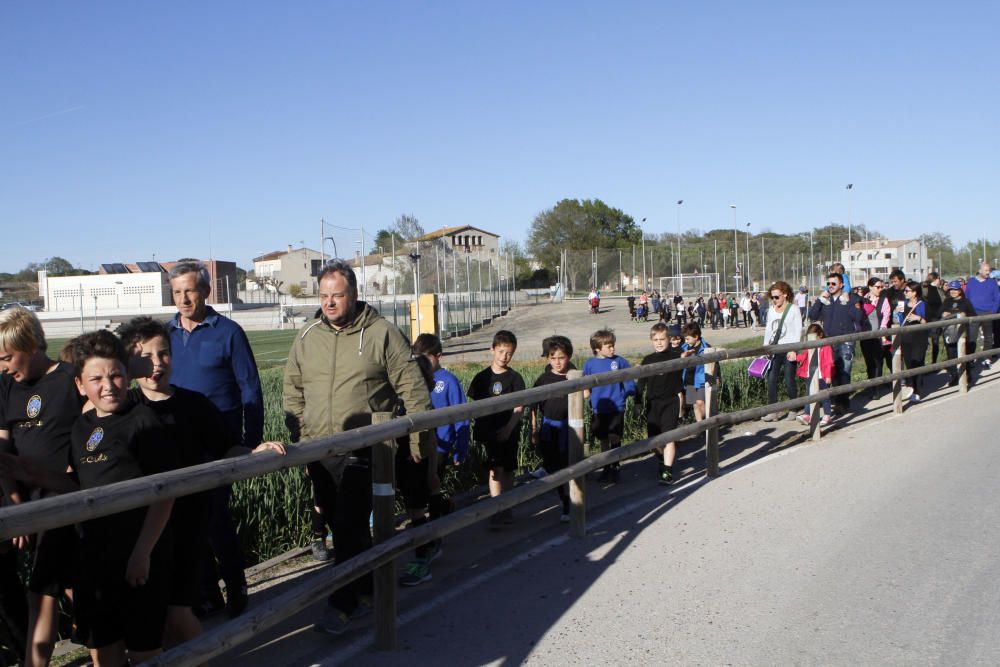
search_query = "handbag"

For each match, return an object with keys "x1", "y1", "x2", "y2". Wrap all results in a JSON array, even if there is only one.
[{"x1": 748, "y1": 303, "x2": 791, "y2": 379}]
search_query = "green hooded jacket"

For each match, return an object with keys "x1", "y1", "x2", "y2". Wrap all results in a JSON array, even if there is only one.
[{"x1": 283, "y1": 302, "x2": 431, "y2": 460}]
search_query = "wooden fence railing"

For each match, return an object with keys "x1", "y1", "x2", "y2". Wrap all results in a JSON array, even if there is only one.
[{"x1": 1, "y1": 313, "x2": 996, "y2": 664}]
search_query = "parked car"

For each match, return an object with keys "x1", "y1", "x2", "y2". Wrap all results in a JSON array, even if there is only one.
[{"x1": 1, "y1": 302, "x2": 39, "y2": 311}]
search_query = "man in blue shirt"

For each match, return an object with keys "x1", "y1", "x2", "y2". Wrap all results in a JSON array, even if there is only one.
[
  {"x1": 168, "y1": 261, "x2": 263, "y2": 618},
  {"x1": 964, "y1": 262, "x2": 1000, "y2": 368}
]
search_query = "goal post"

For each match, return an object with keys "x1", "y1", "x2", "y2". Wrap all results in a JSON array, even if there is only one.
[{"x1": 657, "y1": 273, "x2": 719, "y2": 297}]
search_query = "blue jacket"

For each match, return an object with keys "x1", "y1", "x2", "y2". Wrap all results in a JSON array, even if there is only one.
[
  {"x1": 964, "y1": 276, "x2": 1000, "y2": 314},
  {"x1": 808, "y1": 291, "x2": 864, "y2": 338},
  {"x1": 583, "y1": 355, "x2": 636, "y2": 414},
  {"x1": 681, "y1": 339, "x2": 712, "y2": 388},
  {"x1": 431, "y1": 367, "x2": 470, "y2": 463},
  {"x1": 169, "y1": 307, "x2": 264, "y2": 447}
]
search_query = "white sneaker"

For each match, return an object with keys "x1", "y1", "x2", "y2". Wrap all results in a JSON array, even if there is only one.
[
  {"x1": 909, "y1": 394, "x2": 921, "y2": 403},
  {"x1": 900, "y1": 386, "x2": 914, "y2": 401}
]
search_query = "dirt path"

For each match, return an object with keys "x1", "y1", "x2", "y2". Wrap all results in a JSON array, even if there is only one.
[{"x1": 442, "y1": 296, "x2": 763, "y2": 363}]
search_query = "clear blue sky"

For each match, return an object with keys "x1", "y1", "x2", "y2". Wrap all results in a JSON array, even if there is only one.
[{"x1": 2, "y1": 1, "x2": 998, "y2": 272}]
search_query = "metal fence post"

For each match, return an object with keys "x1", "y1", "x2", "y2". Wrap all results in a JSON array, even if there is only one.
[
  {"x1": 705, "y1": 357, "x2": 720, "y2": 477},
  {"x1": 566, "y1": 370, "x2": 586, "y2": 537},
  {"x1": 892, "y1": 335, "x2": 903, "y2": 415},
  {"x1": 958, "y1": 315, "x2": 969, "y2": 395},
  {"x1": 371, "y1": 412, "x2": 397, "y2": 651}
]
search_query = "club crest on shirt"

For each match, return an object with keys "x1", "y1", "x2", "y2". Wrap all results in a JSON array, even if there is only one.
[
  {"x1": 434, "y1": 380, "x2": 445, "y2": 394},
  {"x1": 85, "y1": 427, "x2": 104, "y2": 452},
  {"x1": 26, "y1": 395, "x2": 42, "y2": 419},
  {"x1": 610, "y1": 360, "x2": 619, "y2": 371},
  {"x1": 491, "y1": 381, "x2": 503, "y2": 395}
]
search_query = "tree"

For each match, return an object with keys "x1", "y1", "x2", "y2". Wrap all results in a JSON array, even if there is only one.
[
  {"x1": 287, "y1": 283, "x2": 303, "y2": 298},
  {"x1": 393, "y1": 214, "x2": 425, "y2": 241},
  {"x1": 372, "y1": 229, "x2": 406, "y2": 254},
  {"x1": 526, "y1": 198, "x2": 640, "y2": 292}
]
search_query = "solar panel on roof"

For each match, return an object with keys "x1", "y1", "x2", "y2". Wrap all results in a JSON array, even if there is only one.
[
  {"x1": 101, "y1": 263, "x2": 129, "y2": 274},
  {"x1": 136, "y1": 262, "x2": 162, "y2": 273}
]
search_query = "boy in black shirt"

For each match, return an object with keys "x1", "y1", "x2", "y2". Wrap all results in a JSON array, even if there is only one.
[
  {"x1": 638, "y1": 324, "x2": 684, "y2": 485},
  {"x1": 117, "y1": 317, "x2": 285, "y2": 645},
  {"x1": 530, "y1": 336, "x2": 575, "y2": 523},
  {"x1": 0, "y1": 306, "x2": 81, "y2": 665},
  {"x1": 467, "y1": 330, "x2": 525, "y2": 527}
]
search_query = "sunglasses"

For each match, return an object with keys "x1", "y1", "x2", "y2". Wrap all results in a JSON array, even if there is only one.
[
  {"x1": 826, "y1": 281, "x2": 840, "y2": 286},
  {"x1": 769, "y1": 294, "x2": 782, "y2": 300}
]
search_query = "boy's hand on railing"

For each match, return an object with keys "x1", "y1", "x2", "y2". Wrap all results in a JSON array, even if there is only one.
[{"x1": 252, "y1": 441, "x2": 287, "y2": 455}]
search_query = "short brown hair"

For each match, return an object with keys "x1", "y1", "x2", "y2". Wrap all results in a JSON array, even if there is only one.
[
  {"x1": 0, "y1": 306, "x2": 47, "y2": 354},
  {"x1": 412, "y1": 333, "x2": 443, "y2": 357},
  {"x1": 67, "y1": 330, "x2": 127, "y2": 376},
  {"x1": 589, "y1": 328, "x2": 615, "y2": 353}
]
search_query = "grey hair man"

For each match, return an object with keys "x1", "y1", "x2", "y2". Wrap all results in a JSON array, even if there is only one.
[{"x1": 167, "y1": 260, "x2": 263, "y2": 617}]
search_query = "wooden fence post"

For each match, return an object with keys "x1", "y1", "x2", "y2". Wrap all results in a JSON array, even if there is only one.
[
  {"x1": 958, "y1": 315, "x2": 969, "y2": 395},
  {"x1": 566, "y1": 370, "x2": 586, "y2": 537},
  {"x1": 370, "y1": 412, "x2": 397, "y2": 651},
  {"x1": 892, "y1": 335, "x2": 903, "y2": 415},
  {"x1": 705, "y1": 356, "x2": 720, "y2": 477}
]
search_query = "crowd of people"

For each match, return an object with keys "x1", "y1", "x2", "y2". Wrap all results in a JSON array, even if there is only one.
[
  {"x1": 759, "y1": 261, "x2": 1000, "y2": 423},
  {"x1": 1, "y1": 258, "x2": 998, "y2": 661},
  {"x1": 623, "y1": 289, "x2": 781, "y2": 330}
]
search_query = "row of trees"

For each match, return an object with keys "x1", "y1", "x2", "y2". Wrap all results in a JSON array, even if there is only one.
[{"x1": 524, "y1": 198, "x2": 999, "y2": 289}]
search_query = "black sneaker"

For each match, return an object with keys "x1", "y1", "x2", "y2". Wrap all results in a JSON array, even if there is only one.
[
  {"x1": 658, "y1": 465, "x2": 674, "y2": 486},
  {"x1": 226, "y1": 585, "x2": 249, "y2": 618}
]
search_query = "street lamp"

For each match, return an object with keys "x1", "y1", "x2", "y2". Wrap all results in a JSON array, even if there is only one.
[
  {"x1": 641, "y1": 217, "x2": 647, "y2": 291},
  {"x1": 729, "y1": 205, "x2": 740, "y2": 294},
  {"x1": 745, "y1": 222, "x2": 751, "y2": 291},
  {"x1": 676, "y1": 200, "x2": 683, "y2": 279}
]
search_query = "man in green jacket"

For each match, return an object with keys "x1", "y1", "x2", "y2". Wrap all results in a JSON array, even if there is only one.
[{"x1": 283, "y1": 260, "x2": 430, "y2": 636}]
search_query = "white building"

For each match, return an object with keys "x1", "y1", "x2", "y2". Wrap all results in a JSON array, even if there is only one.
[
  {"x1": 841, "y1": 239, "x2": 932, "y2": 285},
  {"x1": 412, "y1": 225, "x2": 501, "y2": 257},
  {"x1": 39, "y1": 269, "x2": 170, "y2": 313}
]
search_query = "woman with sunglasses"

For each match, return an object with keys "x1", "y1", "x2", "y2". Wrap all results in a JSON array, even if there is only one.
[
  {"x1": 761, "y1": 281, "x2": 803, "y2": 421},
  {"x1": 860, "y1": 277, "x2": 893, "y2": 395},
  {"x1": 894, "y1": 280, "x2": 929, "y2": 402}
]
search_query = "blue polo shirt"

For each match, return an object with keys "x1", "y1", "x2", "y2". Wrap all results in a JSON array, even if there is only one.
[{"x1": 168, "y1": 307, "x2": 264, "y2": 448}]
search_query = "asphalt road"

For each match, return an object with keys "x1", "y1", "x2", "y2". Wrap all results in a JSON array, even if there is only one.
[{"x1": 323, "y1": 376, "x2": 1000, "y2": 666}]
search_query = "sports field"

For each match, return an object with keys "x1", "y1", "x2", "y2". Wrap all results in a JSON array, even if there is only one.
[{"x1": 48, "y1": 329, "x2": 299, "y2": 370}]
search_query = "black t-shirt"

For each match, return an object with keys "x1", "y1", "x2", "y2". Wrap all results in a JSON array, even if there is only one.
[
  {"x1": 127, "y1": 386, "x2": 230, "y2": 468},
  {"x1": 71, "y1": 400, "x2": 179, "y2": 542},
  {"x1": 940, "y1": 296, "x2": 976, "y2": 319},
  {"x1": 0, "y1": 361, "x2": 82, "y2": 480},
  {"x1": 638, "y1": 348, "x2": 683, "y2": 404},
  {"x1": 532, "y1": 366, "x2": 575, "y2": 421},
  {"x1": 467, "y1": 367, "x2": 525, "y2": 441}
]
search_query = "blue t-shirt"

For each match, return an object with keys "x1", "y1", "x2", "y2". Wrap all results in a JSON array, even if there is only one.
[
  {"x1": 431, "y1": 367, "x2": 470, "y2": 462},
  {"x1": 582, "y1": 355, "x2": 636, "y2": 414}
]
